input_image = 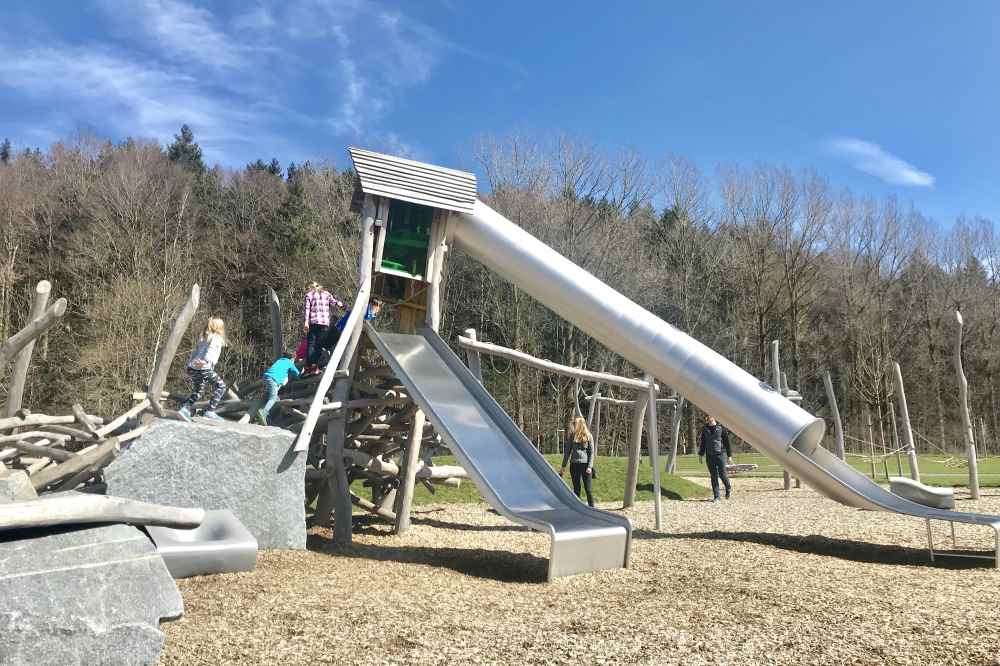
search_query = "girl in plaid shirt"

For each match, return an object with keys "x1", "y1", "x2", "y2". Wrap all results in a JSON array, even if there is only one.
[{"x1": 302, "y1": 281, "x2": 344, "y2": 371}]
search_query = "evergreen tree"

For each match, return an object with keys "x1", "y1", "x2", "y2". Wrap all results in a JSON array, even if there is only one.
[
  {"x1": 0, "y1": 138, "x2": 10, "y2": 164},
  {"x1": 166, "y1": 124, "x2": 205, "y2": 173}
]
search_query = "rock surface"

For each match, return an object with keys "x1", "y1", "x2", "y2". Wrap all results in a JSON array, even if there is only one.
[
  {"x1": 0, "y1": 523, "x2": 182, "y2": 666},
  {"x1": 105, "y1": 419, "x2": 305, "y2": 549},
  {"x1": 0, "y1": 470, "x2": 37, "y2": 502}
]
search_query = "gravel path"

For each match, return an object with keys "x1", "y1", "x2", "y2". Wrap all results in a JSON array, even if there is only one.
[{"x1": 162, "y1": 480, "x2": 1000, "y2": 665}]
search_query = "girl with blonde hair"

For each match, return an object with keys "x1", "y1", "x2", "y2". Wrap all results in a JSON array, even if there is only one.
[
  {"x1": 559, "y1": 415, "x2": 596, "y2": 507},
  {"x1": 179, "y1": 316, "x2": 228, "y2": 421}
]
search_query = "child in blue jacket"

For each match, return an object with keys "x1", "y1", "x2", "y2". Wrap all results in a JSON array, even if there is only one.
[{"x1": 256, "y1": 350, "x2": 301, "y2": 425}]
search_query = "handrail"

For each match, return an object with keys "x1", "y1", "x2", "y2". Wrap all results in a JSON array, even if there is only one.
[{"x1": 294, "y1": 277, "x2": 371, "y2": 452}]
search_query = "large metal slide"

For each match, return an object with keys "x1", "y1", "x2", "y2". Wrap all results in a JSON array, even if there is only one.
[
  {"x1": 440, "y1": 199, "x2": 1000, "y2": 566},
  {"x1": 366, "y1": 325, "x2": 632, "y2": 581}
]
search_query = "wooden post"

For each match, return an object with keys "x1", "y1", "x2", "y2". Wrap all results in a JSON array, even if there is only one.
[
  {"x1": 623, "y1": 389, "x2": 649, "y2": 508},
  {"x1": 888, "y1": 402, "x2": 903, "y2": 476},
  {"x1": 586, "y1": 364, "x2": 606, "y2": 431},
  {"x1": 864, "y1": 404, "x2": 877, "y2": 479},
  {"x1": 645, "y1": 374, "x2": 662, "y2": 530},
  {"x1": 394, "y1": 409, "x2": 426, "y2": 534},
  {"x1": 5, "y1": 280, "x2": 51, "y2": 418},
  {"x1": 823, "y1": 370, "x2": 846, "y2": 461},
  {"x1": 147, "y1": 284, "x2": 200, "y2": 417},
  {"x1": 666, "y1": 396, "x2": 686, "y2": 474},
  {"x1": 463, "y1": 328, "x2": 483, "y2": 382},
  {"x1": 893, "y1": 362, "x2": 920, "y2": 482},
  {"x1": 425, "y1": 210, "x2": 448, "y2": 332},
  {"x1": 0, "y1": 297, "x2": 67, "y2": 367},
  {"x1": 954, "y1": 311, "x2": 981, "y2": 500},
  {"x1": 269, "y1": 287, "x2": 283, "y2": 361},
  {"x1": 772, "y1": 340, "x2": 792, "y2": 490}
]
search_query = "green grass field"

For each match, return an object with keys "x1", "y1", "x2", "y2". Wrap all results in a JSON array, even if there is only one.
[
  {"x1": 670, "y1": 451, "x2": 1000, "y2": 487},
  {"x1": 349, "y1": 451, "x2": 1000, "y2": 508},
  {"x1": 352, "y1": 454, "x2": 712, "y2": 507}
]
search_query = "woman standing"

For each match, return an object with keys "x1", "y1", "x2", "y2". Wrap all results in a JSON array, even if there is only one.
[{"x1": 559, "y1": 416, "x2": 595, "y2": 507}]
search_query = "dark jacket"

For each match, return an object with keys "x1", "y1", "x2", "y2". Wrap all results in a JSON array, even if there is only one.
[
  {"x1": 561, "y1": 434, "x2": 594, "y2": 467},
  {"x1": 698, "y1": 424, "x2": 731, "y2": 458}
]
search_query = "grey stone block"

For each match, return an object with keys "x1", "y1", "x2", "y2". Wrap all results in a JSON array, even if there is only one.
[
  {"x1": 0, "y1": 470, "x2": 37, "y2": 503},
  {"x1": 105, "y1": 419, "x2": 305, "y2": 549},
  {"x1": 0, "y1": 523, "x2": 182, "y2": 666}
]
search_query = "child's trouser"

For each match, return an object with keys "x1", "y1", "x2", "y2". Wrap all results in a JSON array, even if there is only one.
[
  {"x1": 569, "y1": 462, "x2": 595, "y2": 507},
  {"x1": 306, "y1": 325, "x2": 328, "y2": 365},
  {"x1": 183, "y1": 367, "x2": 226, "y2": 411},
  {"x1": 261, "y1": 377, "x2": 280, "y2": 419}
]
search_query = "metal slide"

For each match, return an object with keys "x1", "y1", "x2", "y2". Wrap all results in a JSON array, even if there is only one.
[
  {"x1": 447, "y1": 199, "x2": 1000, "y2": 564},
  {"x1": 366, "y1": 325, "x2": 632, "y2": 581}
]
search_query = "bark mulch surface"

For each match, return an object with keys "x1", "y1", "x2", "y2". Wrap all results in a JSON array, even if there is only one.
[{"x1": 161, "y1": 480, "x2": 1000, "y2": 665}]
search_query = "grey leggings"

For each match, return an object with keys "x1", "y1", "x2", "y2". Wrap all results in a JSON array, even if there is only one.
[{"x1": 183, "y1": 367, "x2": 226, "y2": 411}]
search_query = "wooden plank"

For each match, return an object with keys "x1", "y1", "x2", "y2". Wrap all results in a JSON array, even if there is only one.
[
  {"x1": 458, "y1": 336, "x2": 654, "y2": 392},
  {"x1": 147, "y1": 284, "x2": 200, "y2": 417},
  {"x1": 0, "y1": 298, "x2": 67, "y2": 367},
  {"x1": 5, "y1": 280, "x2": 51, "y2": 418}
]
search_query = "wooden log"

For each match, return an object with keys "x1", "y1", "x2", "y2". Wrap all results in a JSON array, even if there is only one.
[
  {"x1": 425, "y1": 209, "x2": 449, "y2": 331},
  {"x1": 585, "y1": 395, "x2": 677, "y2": 406},
  {"x1": 586, "y1": 363, "x2": 605, "y2": 431},
  {"x1": 71, "y1": 403, "x2": 100, "y2": 437},
  {"x1": 5, "y1": 280, "x2": 52, "y2": 418},
  {"x1": 772, "y1": 340, "x2": 792, "y2": 491},
  {"x1": 623, "y1": 389, "x2": 649, "y2": 508},
  {"x1": 0, "y1": 491, "x2": 204, "y2": 531},
  {"x1": 96, "y1": 400, "x2": 150, "y2": 437},
  {"x1": 9, "y1": 440, "x2": 76, "y2": 462},
  {"x1": 26, "y1": 458, "x2": 51, "y2": 475},
  {"x1": 892, "y1": 362, "x2": 920, "y2": 482},
  {"x1": 666, "y1": 396, "x2": 686, "y2": 474},
  {"x1": 645, "y1": 373, "x2": 662, "y2": 530},
  {"x1": 463, "y1": 329, "x2": 484, "y2": 382},
  {"x1": 0, "y1": 297, "x2": 67, "y2": 368},
  {"x1": 269, "y1": 287, "x2": 284, "y2": 361},
  {"x1": 0, "y1": 413, "x2": 76, "y2": 432},
  {"x1": 350, "y1": 491, "x2": 394, "y2": 522},
  {"x1": 415, "y1": 465, "x2": 467, "y2": 480},
  {"x1": 31, "y1": 438, "x2": 119, "y2": 491},
  {"x1": 41, "y1": 424, "x2": 98, "y2": 441},
  {"x1": 457, "y1": 335, "x2": 655, "y2": 392},
  {"x1": 954, "y1": 311, "x2": 980, "y2": 499},
  {"x1": 823, "y1": 370, "x2": 846, "y2": 461},
  {"x1": 394, "y1": 409, "x2": 425, "y2": 535},
  {"x1": 147, "y1": 284, "x2": 200, "y2": 417},
  {"x1": 0, "y1": 431, "x2": 71, "y2": 445}
]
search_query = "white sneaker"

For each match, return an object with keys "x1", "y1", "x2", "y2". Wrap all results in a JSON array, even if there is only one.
[{"x1": 202, "y1": 410, "x2": 224, "y2": 420}]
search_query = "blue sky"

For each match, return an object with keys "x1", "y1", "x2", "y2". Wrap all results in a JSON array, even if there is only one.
[{"x1": 1, "y1": 1, "x2": 998, "y2": 223}]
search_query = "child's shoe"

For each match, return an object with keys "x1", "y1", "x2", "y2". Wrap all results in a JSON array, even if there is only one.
[
  {"x1": 202, "y1": 410, "x2": 224, "y2": 420},
  {"x1": 178, "y1": 406, "x2": 192, "y2": 422}
]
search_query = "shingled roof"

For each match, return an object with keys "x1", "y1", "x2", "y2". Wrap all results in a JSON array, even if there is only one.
[{"x1": 348, "y1": 147, "x2": 478, "y2": 214}]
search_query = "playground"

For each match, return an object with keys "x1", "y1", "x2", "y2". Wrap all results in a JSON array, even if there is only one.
[{"x1": 161, "y1": 481, "x2": 1000, "y2": 666}]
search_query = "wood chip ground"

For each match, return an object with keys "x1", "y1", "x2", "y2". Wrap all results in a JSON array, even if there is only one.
[{"x1": 162, "y1": 479, "x2": 1000, "y2": 665}]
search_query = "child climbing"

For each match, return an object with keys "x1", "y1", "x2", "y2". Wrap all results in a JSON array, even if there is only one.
[
  {"x1": 256, "y1": 350, "x2": 301, "y2": 426},
  {"x1": 178, "y1": 316, "x2": 228, "y2": 421},
  {"x1": 320, "y1": 299, "x2": 382, "y2": 365},
  {"x1": 302, "y1": 281, "x2": 344, "y2": 373}
]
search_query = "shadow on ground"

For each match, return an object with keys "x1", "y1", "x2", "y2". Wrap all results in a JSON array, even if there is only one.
[
  {"x1": 631, "y1": 528, "x2": 993, "y2": 569},
  {"x1": 634, "y1": 482, "x2": 696, "y2": 501},
  {"x1": 306, "y1": 531, "x2": 547, "y2": 583}
]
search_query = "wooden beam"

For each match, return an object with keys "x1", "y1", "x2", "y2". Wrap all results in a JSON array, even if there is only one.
[
  {"x1": 0, "y1": 297, "x2": 67, "y2": 368},
  {"x1": 5, "y1": 280, "x2": 51, "y2": 417},
  {"x1": 457, "y1": 336, "x2": 654, "y2": 392},
  {"x1": 0, "y1": 492, "x2": 204, "y2": 531},
  {"x1": 394, "y1": 409, "x2": 426, "y2": 535},
  {"x1": 645, "y1": 373, "x2": 662, "y2": 530},
  {"x1": 954, "y1": 311, "x2": 980, "y2": 500},
  {"x1": 95, "y1": 400, "x2": 150, "y2": 438},
  {"x1": 147, "y1": 284, "x2": 200, "y2": 417},
  {"x1": 623, "y1": 389, "x2": 649, "y2": 508},
  {"x1": 30, "y1": 438, "x2": 119, "y2": 491},
  {"x1": 823, "y1": 371, "x2": 846, "y2": 461},
  {"x1": 269, "y1": 287, "x2": 283, "y2": 361}
]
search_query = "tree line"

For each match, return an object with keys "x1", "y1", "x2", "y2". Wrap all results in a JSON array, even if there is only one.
[{"x1": 2, "y1": 127, "x2": 997, "y2": 458}]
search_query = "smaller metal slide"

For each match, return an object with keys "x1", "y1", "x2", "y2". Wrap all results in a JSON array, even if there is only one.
[{"x1": 366, "y1": 324, "x2": 631, "y2": 581}]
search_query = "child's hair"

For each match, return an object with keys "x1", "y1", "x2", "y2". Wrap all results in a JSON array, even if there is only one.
[
  {"x1": 283, "y1": 349, "x2": 296, "y2": 359},
  {"x1": 203, "y1": 316, "x2": 227, "y2": 345},
  {"x1": 306, "y1": 281, "x2": 319, "y2": 291},
  {"x1": 572, "y1": 416, "x2": 590, "y2": 443}
]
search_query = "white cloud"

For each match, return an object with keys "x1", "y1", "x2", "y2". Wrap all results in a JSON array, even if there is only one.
[
  {"x1": 830, "y1": 137, "x2": 934, "y2": 187},
  {"x1": 98, "y1": 0, "x2": 245, "y2": 68}
]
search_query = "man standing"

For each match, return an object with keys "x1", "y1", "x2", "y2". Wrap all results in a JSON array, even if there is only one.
[{"x1": 699, "y1": 415, "x2": 733, "y2": 502}]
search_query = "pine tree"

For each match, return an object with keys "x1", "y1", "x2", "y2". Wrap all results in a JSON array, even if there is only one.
[
  {"x1": 166, "y1": 124, "x2": 205, "y2": 173},
  {"x1": 0, "y1": 138, "x2": 11, "y2": 164}
]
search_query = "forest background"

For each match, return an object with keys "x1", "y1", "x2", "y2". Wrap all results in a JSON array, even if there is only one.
[{"x1": 2, "y1": 126, "x2": 997, "y2": 459}]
